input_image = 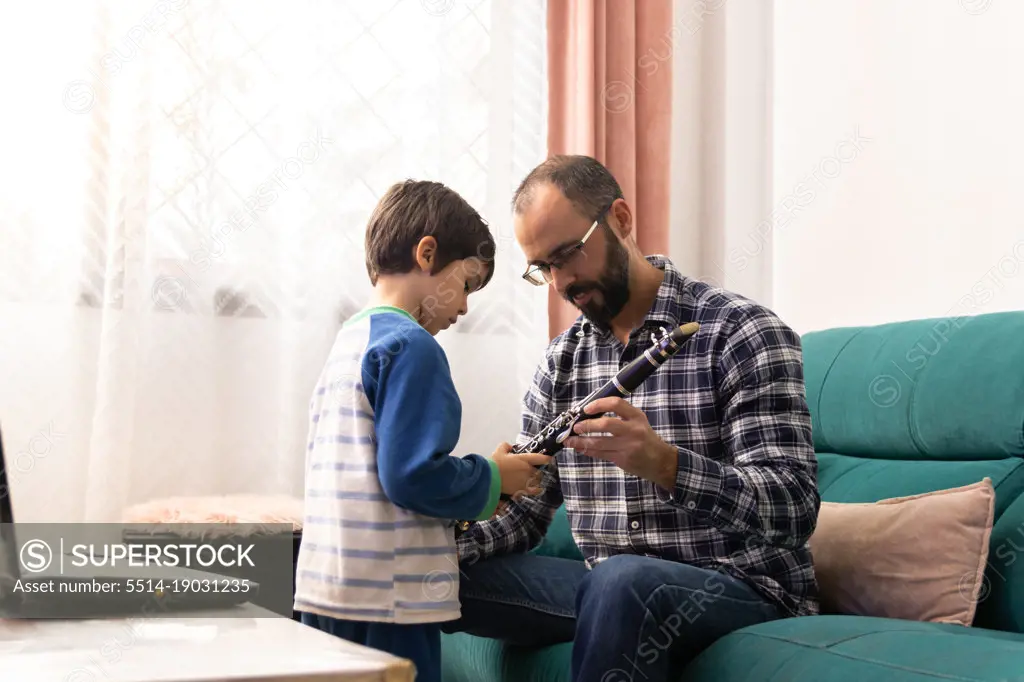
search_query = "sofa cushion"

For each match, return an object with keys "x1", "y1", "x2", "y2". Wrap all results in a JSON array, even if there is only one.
[
  {"x1": 683, "y1": 615, "x2": 1024, "y2": 682},
  {"x1": 810, "y1": 478, "x2": 995, "y2": 625},
  {"x1": 441, "y1": 633, "x2": 572, "y2": 682},
  {"x1": 801, "y1": 311, "x2": 1024, "y2": 459}
]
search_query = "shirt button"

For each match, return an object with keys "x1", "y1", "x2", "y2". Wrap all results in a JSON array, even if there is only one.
[
  {"x1": 630, "y1": 520, "x2": 640, "y2": 530},
  {"x1": 687, "y1": 501, "x2": 697, "y2": 510}
]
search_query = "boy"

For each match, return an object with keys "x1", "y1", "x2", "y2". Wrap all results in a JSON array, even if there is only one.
[{"x1": 294, "y1": 180, "x2": 551, "y2": 682}]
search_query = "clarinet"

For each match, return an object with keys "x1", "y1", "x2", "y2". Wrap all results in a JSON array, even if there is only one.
[{"x1": 455, "y1": 321, "x2": 700, "y2": 534}]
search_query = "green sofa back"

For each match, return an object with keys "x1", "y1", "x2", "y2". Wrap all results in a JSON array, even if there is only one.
[
  {"x1": 532, "y1": 311, "x2": 1024, "y2": 633},
  {"x1": 801, "y1": 311, "x2": 1024, "y2": 633}
]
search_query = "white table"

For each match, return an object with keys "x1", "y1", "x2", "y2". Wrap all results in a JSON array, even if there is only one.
[{"x1": 0, "y1": 604, "x2": 414, "y2": 682}]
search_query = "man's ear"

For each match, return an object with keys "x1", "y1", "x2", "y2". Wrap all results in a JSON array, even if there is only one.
[
  {"x1": 608, "y1": 199, "x2": 633, "y2": 241},
  {"x1": 413, "y1": 236, "x2": 438, "y2": 273}
]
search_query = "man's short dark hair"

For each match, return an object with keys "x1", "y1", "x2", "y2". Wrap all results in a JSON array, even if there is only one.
[
  {"x1": 511, "y1": 155, "x2": 625, "y2": 222},
  {"x1": 364, "y1": 180, "x2": 496, "y2": 287}
]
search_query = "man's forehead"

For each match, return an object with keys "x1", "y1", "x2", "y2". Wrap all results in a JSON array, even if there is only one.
[
  {"x1": 519, "y1": 183, "x2": 575, "y2": 221},
  {"x1": 514, "y1": 185, "x2": 582, "y2": 256}
]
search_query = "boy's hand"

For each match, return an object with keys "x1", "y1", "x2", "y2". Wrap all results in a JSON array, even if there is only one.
[{"x1": 491, "y1": 441, "x2": 552, "y2": 500}]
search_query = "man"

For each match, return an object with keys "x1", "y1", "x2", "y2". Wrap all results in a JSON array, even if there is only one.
[{"x1": 444, "y1": 155, "x2": 820, "y2": 681}]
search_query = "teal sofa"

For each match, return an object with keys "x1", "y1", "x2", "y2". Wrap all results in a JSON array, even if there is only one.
[{"x1": 441, "y1": 311, "x2": 1024, "y2": 681}]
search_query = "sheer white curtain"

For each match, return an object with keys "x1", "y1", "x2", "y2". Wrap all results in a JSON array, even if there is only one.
[{"x1": 0, "y1": 0, "x2": 549, "y2": 522}]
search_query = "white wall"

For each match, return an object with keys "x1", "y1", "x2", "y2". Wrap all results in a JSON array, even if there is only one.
[
  {"x1": 771, "y1": 0, "x2": 1024, "y2": 334},
  {"x1": 668, "y1": 0, "x2": 774, "y2": 307}
]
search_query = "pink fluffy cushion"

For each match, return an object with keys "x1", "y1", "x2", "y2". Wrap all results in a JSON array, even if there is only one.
[
  {"x1": 809, "y1": 478, "x2": 995, "y2": 625},
  {"x1": 122, "y1": 494, "x2": 303, "y2": 534}
]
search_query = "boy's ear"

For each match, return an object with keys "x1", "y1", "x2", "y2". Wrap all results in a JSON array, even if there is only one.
[{"x1": 413, "y1": 236, "x2": 438, "y2": 273}]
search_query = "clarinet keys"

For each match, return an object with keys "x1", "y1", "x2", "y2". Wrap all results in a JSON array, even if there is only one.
[{"x1": 554, "y1": 415, "x2": 580, "y2": 445}]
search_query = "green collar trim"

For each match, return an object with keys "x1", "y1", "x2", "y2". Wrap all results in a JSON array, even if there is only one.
[{"x1": 344, "y1": 305, "x2": 418, "y2": 327}]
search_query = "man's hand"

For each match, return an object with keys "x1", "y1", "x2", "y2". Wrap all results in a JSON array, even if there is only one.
[{"x1": 562, "y1": 397, "x2": 678, "y2": 491}]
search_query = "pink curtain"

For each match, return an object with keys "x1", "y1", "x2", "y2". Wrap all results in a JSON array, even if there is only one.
[{"x1": 546, "y1": 0, "x2": 674, "y2": 339}]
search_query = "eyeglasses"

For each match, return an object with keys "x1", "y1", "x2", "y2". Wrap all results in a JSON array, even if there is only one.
[{"x1": 521, "y1": 204, "x2": 611, "y2": 286}]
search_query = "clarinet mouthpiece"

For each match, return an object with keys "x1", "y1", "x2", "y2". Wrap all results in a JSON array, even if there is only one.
[{"x1": 673, "y1": 322, "x2": 700, "y2": 341}]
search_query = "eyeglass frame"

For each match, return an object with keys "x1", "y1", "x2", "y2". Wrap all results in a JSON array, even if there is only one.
[{"x1": 521, "y1": 202, "x2": 615, "y2": 286}]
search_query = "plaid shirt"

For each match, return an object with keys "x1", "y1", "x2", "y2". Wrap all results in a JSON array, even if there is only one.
[{"x1": 456, "y1": 255, "x2": 820, "y2": 617}]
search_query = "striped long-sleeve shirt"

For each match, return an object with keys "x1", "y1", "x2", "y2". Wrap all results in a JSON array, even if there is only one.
[
  {"x1": 294, "y1": 305, "x2": 501, "y2": 624},
  {"x1": 456, "y1": 255, "x2": 821, "y2": 617}
]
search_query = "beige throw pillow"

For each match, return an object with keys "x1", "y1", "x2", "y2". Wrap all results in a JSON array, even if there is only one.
[{"x1": 809, "y1": 478, "x2": 995, "y2": 625}]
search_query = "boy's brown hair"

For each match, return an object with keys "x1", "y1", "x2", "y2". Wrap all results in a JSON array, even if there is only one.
[{"x1": 364, "y1": 180, "x2": 496, "y2": 288}]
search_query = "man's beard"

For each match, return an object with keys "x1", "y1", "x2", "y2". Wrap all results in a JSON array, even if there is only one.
[{"x1": 563, "y1": 232, "x2": 630, "y2": 327}]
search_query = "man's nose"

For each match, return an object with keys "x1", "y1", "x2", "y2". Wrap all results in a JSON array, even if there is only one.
[{"x1": 550, "y1": 267, "x2": 576, "y2": 294}]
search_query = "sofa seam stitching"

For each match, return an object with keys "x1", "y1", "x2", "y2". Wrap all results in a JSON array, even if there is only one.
[{"x1": 813, "y1": 327, "x2": 866, "y2": 453}]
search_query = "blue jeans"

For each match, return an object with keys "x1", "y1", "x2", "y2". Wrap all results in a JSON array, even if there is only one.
[{"x1": 441, "y1": 553, "x2": 782, "y2": 682}]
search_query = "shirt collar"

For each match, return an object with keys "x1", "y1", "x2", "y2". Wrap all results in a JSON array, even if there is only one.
[{"x1": 640, "y1": 254, "x2": 685, "y2": 329}]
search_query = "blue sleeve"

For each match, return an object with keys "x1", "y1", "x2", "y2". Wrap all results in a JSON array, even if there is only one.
[{"x1": 362, "y1": 325, "x2": 501, "y2": 521}]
